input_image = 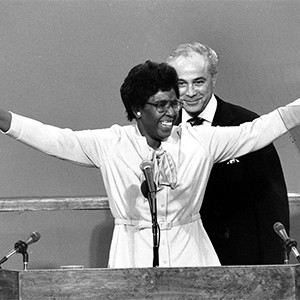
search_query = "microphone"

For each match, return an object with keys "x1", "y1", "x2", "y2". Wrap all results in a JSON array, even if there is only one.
[
  {"x1": 273, "y1": 222, "x2": 300, "y2": 261},
  {"x1": 25, "y1": 231, "x2": 41, "y2": 246},
  {"x1": 0, "y1": 232, "x2": 41, "y2": 265},
  {"x1": 141, "y1": 180, "x2": 149, "y2": 199},
  {"x1": 140, "y1": 160, "x2": 156, "y2": 194}
]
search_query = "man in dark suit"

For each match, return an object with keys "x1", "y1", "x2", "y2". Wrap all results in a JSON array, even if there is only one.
[{"x1": 167, "y1": 42, "x2": 289, "y2": 265}]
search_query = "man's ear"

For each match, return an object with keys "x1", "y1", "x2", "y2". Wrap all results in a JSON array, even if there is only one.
[{"x1": 212, "y1": 74, "x2": 217, "y2": 87}]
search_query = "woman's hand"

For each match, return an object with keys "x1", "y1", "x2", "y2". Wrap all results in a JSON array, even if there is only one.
[{"x1": 0, "y1": 109, "x2": 12, "y2": 132}]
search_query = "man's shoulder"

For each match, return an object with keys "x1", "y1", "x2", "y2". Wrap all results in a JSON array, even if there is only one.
[{"x1": 215, "y1": 96, "x2": 259, "y2": 124}]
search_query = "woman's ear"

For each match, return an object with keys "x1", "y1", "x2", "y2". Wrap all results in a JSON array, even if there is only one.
[{"x1": 133, "y1": 109, "x2": 142, "y2": 119}]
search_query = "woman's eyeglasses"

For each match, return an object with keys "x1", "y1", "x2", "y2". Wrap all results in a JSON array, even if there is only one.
[{"x1": 145, "y1": 100, "x2": 183, "y2": 113}]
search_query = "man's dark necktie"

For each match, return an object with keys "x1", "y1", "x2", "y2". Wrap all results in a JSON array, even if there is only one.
[{"x1": 187, "y1": 116, "x2": 204, "y2": 126}]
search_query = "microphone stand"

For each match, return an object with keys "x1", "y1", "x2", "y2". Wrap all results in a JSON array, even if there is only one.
[
  {"x1": 14, "y1": 240, "x2": 29, "y2": 271},
  {"x1": 0, "y1": 240, "x2": 29, "y2": 270},
  {"x1": 283, "y1": 238, "x2": 300, "y2": 264},
  {"x1": 284, "y1": 247, "x2": 289, "y2": 265},
  {"x1": 148, "y1": 187, "x2": 159, "y2": 267},
  {"x1": 141, "y1": 180, "x2": 159, "y2": 267}
]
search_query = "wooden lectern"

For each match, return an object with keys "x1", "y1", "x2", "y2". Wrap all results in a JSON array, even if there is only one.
[
  {"x1": 1, "y1": 196, "x2": 300, "y2": 299},
  {"x1": 1, "y1": 264, "x2": 300, "y2": 299}
]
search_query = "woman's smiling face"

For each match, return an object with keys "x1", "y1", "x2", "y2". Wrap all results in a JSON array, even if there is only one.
[{"x1": 136, "y1": 89, "x2": 179, "y2": 149}]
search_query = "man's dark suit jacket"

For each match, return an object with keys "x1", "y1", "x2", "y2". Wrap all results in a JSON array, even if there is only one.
[{"x1": 176, "y1": 96, "x2": 289, "y2": 265}]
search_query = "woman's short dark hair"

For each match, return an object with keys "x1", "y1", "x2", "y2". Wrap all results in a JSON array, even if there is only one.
[{"x1": 120, "y1": 60, "x2": 179, "y2": 121}]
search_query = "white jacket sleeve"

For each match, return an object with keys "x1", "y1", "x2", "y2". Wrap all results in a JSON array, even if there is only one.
[
  {"x1": 201, "y1": 98, "x2": 300, "y2": 163},
  {"x1": 277, "y1": 98, "x2": 300, "y2": 130},
  {"x1": 4, "y1": 112, "x2": 96, "y2": 167}
]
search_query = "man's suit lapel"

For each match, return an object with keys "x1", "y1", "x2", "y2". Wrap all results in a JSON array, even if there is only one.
[{"x1": 213, "y1": 96, "x2": 237, "y2": 126}]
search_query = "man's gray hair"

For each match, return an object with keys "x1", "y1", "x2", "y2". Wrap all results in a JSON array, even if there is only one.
[{"x1": 166, "y1": 42, "x2": 219, "y2": 76}]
